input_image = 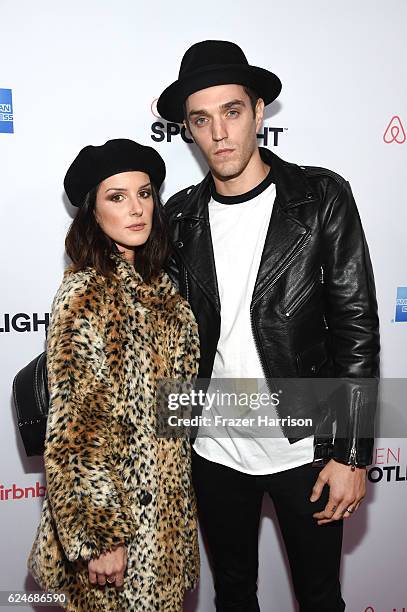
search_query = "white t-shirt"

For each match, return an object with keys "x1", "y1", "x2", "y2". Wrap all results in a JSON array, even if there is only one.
[{"x1": 193, "y1": 171, "x2": 314, "y2": 474}]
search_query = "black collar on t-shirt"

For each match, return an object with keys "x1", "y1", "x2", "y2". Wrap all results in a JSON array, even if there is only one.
[{"x1": 210, "y1": 168, "x2": 274, "y2": 205}]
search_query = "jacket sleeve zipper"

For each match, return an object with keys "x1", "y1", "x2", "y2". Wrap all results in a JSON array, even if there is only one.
[
  {"x1": 348, "y1": 389, "x2": 362, "y2": 470},
  {"x1": 320, "y1": 264, "x2": 324, "y2": 285}
]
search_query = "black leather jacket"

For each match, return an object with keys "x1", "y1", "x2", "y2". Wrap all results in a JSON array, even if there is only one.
[{"x1": 164, "y1": 148, "x2": 380, "y2": 467}]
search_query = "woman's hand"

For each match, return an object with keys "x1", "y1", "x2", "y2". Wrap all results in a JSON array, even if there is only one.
[{"x1": 88, "y1": 545, "x2": 127, "y2": 587}]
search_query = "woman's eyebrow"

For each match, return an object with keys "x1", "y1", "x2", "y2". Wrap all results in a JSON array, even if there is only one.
[{"x1": 104, "y1": 183, "x2": 151, "y2": 193}]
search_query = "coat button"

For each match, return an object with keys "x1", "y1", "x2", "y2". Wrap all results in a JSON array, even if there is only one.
[
  {"x1": 176, "y1": 241, "x2": 184, "y2": 248},
  {"x1": 140, "y1": 491, "x2": 153, "y2": 506}
]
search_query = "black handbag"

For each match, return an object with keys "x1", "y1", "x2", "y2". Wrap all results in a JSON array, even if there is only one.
[{"x1": 12, "y1": 352, "x2": 49, "y2": 456}]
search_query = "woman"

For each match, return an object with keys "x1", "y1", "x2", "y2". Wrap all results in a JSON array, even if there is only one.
[{"x1": 28, "y1": 139, "x2": 200, "y2": 611}]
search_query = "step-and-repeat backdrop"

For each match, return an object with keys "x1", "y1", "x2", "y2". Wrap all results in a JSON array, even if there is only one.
[{"x1": 1, "y1": 1, "x2": 406, "y2": 610}]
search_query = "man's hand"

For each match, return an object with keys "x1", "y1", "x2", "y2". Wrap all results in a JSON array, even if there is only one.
[
  {"x1": 310, "y1": 459, "x2": 366, "y2": 525},
  {"x1": 88, "y1": 545, "x2": 127, "y2": 587}
]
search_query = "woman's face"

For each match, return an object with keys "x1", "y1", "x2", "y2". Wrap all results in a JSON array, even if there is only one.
[{"x1": 95, "y1": 171, "x2": 154, "y2": 263}]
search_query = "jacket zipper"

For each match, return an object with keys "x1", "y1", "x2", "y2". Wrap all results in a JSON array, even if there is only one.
[
  {"x1": 348, "y1": 389, "x2": 361, "y2": 470},
  {"x1": 284, "y1": 271, "x2": 319, "y2": 318},
  {"x1": 184, "y1": 267, "x2": 190, "y2": 302},
  {"x1": 252, "y1": 232, "x2": 311, "y2": 310},
  {"x1": 319, "y1": 265, "x2": 330, "y2": 330},
  {"x1": 249, "y1": 232, "x2": 311, "y2": 422},
  {"x1": 249, "y1": 316, "x2": 283, "y2": 419}
]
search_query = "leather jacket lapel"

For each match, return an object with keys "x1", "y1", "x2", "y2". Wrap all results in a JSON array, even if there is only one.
[
  {"x1": 252, "y1": 204, "x2": 311, "y2": 304},
  {"x1": 251, "y1": 149, "x2": 316, "y2": 304}
]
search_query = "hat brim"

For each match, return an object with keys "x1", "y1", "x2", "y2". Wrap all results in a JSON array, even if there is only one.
[{"x1": 157, "y1": 64, "x2": 282, "y2": 123}]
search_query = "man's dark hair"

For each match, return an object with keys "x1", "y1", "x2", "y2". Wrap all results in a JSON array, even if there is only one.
[
  {"x1": 65, "y1": 183, "x2": 171, "y2": 283},
  {"x1": 183, "y1": 84, "x2": 259, "y2": 123},
  {"x1": 243, "y1": 86, "x2": 259, "y2": 117}
]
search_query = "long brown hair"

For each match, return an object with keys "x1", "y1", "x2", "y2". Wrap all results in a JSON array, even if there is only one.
[{"x1": 65, "y1": 183, "x2": 171, "y2": 282}]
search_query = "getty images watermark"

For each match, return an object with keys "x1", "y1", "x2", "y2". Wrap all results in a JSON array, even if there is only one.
[
  {"x1": 155, "y1": 378, "x2": 322, "y2": 438},
  {"x1": 166, "y1": 387, "x2": 312, "y2": 430}
]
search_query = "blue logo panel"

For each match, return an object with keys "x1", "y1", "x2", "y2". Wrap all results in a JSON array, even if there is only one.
[
  {"x1": 0, "y1": 88, "x2": 14, "y2": 133},
  {"x1": 395, "y1": 287, "x2": 407, "y2": 322}
]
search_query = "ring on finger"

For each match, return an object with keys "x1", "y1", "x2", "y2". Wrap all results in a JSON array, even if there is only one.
[
  {"x1": 106, "y1": 576, "x2": 116, "y2": 584},
  {"x1": 345, "y1": 507, "x2": 354, "y2": 514}
]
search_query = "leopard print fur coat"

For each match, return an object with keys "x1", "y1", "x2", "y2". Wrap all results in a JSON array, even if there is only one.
[{"x1": 28, "y1": 255, "x2": 200, "y2": 611}]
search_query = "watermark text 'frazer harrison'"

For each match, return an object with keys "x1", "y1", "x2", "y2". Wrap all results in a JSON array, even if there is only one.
[{"x1": 167, "y1": 413, "x2": 313, "y2": 429}]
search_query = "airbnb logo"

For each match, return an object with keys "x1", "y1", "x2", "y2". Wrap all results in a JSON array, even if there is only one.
[
  {"x1": 0, "y1": 481, "x2": 46, "y2": 501},
  {"x1": 383, "y1": 116, "x2": 406, "y2": 144}
]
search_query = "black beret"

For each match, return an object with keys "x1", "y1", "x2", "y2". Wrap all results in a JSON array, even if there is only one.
[{"x1": 64, "y1": 139, "x2": 166, "y2": 207}]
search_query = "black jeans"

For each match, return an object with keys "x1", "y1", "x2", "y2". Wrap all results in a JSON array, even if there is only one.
[{"x1": 192, "y1": 449, "x2": 345, "y2": 612}]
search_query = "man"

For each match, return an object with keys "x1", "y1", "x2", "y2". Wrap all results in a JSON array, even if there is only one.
[{"x1": 157, "y1": 40, "x2": 379, "y2": 611}]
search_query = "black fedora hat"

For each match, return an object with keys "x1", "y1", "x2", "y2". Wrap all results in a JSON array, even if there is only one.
[
  {"x1": 64, "y1": 139, "x2": 166, "y2": 207},
  {"x1": 157, "y1": 40, "x2": 282, "y2": 123}
]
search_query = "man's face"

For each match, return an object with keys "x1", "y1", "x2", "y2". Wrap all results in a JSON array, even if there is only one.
[{"x1": 185, "y1": 84, "x2": 264, "y2": 181}]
